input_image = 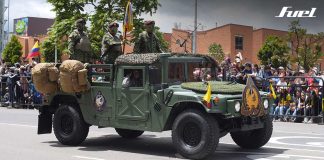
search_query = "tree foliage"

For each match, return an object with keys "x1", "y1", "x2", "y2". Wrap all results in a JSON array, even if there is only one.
[
  {"x1": 257, "y1": 36, "x2": 290, "y2": 68},
  {"x1": 43, "y1": 0, "x2": 165, "y2": 62},
  {"x1": 2, "y1": 36, "x2": 23, "y2": 64},
  {"x1": 208, "y1": 43, "x2": 225, "y2": 63},
  {"x1": 288, "y1": 20, "x2": 324, "y2": 72}
]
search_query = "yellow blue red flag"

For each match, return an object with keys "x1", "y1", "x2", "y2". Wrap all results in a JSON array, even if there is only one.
[
  {"x1": 27, "y1": 41, "x2": 40, "y2": 58},
  {"x1": 123, "y1": 0, "x2": 133, "y2": 33}
]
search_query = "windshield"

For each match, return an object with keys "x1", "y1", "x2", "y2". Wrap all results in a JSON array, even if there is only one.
[{"x1": 168, "y1": 62, "x2": 218, "y2": 84}]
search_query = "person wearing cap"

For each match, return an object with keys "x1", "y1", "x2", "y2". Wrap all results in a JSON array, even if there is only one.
[
  {"x1": 241, "y1": 62, "x2": 252, "y2": 83},
  {"x1": 68, "y1": 18, "x2": 92, "y2": 63},
  {"x1": 134, "y1": 20, "x2": 163, "y2": 54},
  {"x1": 278, "y1": 66, "x2": 285, "y2": 74},
  {"x1": 101, "y1": 22, "x2": 122, "y2": 64}
]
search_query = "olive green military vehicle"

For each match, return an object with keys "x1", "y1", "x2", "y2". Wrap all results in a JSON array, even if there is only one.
[{"x1": 37, "y1": 53, "x2": 273, "y2": 160}]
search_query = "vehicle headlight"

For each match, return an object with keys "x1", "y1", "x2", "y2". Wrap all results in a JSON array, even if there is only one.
[
  {"x1": 235, "y1": 101, "x2": 241, "y2": 112},
  {"x1": 263, "y1": 99, "x2": 269, "y2": 109}
]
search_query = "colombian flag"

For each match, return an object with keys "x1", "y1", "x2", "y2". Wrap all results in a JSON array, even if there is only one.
[
  {"x1": 123, "y1": 0, "x2": 133, "y2": 33},
  {"x1": 27, "y1": 41, "x2": 40, "y2": 58},
  {"x1": 203, "y1": 82, "x2": 212, "y2": 108}
]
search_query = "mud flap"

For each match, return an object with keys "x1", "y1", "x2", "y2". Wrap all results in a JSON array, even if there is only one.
[{"x1": 37, "y1": 113, "x2": 52, "y2": 134}]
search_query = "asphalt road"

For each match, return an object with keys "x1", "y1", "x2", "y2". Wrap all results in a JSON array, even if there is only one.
[{"x1": 0, "y1": 107, "x2": 323, "y2": 160}]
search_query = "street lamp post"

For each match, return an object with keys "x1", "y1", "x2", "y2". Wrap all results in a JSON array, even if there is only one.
[{"x1": 192, "y1": 0, "x2": 197, "y2": 54}]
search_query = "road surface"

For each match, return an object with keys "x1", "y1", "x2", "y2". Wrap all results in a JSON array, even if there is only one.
[{"x1": 0, "y1": 107, "x2": 323, "y2": 160}]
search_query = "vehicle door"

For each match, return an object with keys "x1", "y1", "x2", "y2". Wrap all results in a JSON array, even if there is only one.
[{"x1": 115, "y1": 66, "x2": 150, "y2": 125}]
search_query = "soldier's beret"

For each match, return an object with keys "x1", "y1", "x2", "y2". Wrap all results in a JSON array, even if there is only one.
[
  {"x1": 144, "y1": 20, "x2": 155, "y2": 25},
  {"x1": 109, "y1": 22, "x2": 119, "y2": 28},
  {"x1": 75, "y1": 18, "x2": 86, "y2": 24}
]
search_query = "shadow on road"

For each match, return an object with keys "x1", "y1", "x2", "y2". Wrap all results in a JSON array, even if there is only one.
[{"x1": 44, "y1": 134, "x2": 287, "y2": 160}]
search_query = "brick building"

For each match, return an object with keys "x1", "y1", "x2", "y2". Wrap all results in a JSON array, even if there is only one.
[
  {"x1": 171, "y1": 24, "x2": 288, "y2": 64},
  {"x1": 170, "y1": 24, "x2": 324, "y2": 70}
]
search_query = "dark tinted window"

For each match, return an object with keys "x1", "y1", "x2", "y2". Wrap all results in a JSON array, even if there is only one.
[
  {"x1": 124, "y1": 69, "x2": 143, "y2": 87},
  {"x1": 235, "y1": 36, "x2": 243, "y2": 50},
  {"x1": 168, "y1": 63, "x2": 185, "y2": 83},
  {"x1": 149, "y1": 65, "x2": 162, "y2": 85}
]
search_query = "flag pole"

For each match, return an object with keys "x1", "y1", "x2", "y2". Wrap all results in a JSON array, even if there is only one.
[
  {"x1": 55, "y1": 42, "x2": 57, "y2": 64},
  {"x1": 123, "y1": 0, "x2": 132, "y2": 55},
  {"x1": 123, "y1": 28, "x2": 127, "y2": 55}
]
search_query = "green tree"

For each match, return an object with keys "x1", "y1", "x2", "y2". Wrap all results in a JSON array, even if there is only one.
[
  {"x1": 42, "y1": 0, "x2": 164, "y2": 62},
  {"x1": 288, "y1": 20, "x2": 324, "y2": 72},
  {"x1": 257, "y1": 36, "x2": 290, "y2": 68},
  {"x1": 208, "y1": 43, "x2": 224, "y2": 63},
  {"x1": 2, "y1": 35, "x2": 23, "y2": 64}
]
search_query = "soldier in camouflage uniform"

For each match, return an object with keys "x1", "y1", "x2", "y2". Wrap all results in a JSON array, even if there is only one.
[
  {"x1": 101, "y1": 22, "x2": 122, "y2": 64},
  {"x1": 134, "y1": 20, "x2": 163, "y2": 54},
  {"x1": 68, "y1": 18, "x2": 92, "y2": 63}
]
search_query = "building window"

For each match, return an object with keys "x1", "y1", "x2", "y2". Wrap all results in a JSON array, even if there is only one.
[{"x1": 235, "y1": 36, "x2": 243, "y2": 50}]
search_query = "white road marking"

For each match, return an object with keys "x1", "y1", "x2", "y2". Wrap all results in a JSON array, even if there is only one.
[
  {"x1": 245, "y1": 153, "x2": 324, "y2": 160},
  {"x1": 220, "y1": 142, "x2": 324, "y2": 153},
  {"x1": 72, "y1": 155, "x2": 105, "y2": 160},
  {"x1": 269, "y1": 136, "x2": 324, "y2": 148},
  {"x1": 0, "y1": 122, "x2": 37, "y2": 128},
  {"x1": 306, "y1": 142, "x2": 324, "y2": 146},
  {"x1": 215, "y1": 151, "x2": 324, "y2": 159},
  {"x1": 275, "y1": 130, "x2": 324, "y2": 136},
  {"x1": 272, "y1": 155, "x2": 290, "y2": 158}
]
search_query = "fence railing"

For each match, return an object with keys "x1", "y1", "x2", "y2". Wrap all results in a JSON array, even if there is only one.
[
  {"x1": 0, "y1": 75, "x2": 42, "y2": 108},
  {"x1": 266, "y1": 76, "x2": 324, "y2": 124}
]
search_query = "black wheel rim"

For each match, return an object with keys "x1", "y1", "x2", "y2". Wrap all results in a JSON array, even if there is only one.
[
  {"x1": 182, "y1": 122, "x2": 202, "y2": 147},
  {"x1": 61, "y1": 115, "x2": 74, "y2": 135}
]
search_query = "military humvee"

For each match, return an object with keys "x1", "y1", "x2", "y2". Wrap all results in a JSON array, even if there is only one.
[{"x1": 37, "y1": 53, "x2": 273, "y2": 160}]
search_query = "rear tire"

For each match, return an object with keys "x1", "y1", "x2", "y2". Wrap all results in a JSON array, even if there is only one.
[
  {"x1": 172, "y1": 109, "x2": 219, "y2": 160},
  {"x1": 53, "y1": 104, "x2": 89, "y2": 146},
  {"x1": 230, "y1": 115, "x2": 273, "y2": 149},
  {"x1": 115, "y1": 128, "x2": 144, "y2": 139}
]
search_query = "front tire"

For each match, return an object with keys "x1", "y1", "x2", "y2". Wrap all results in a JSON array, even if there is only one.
[
  {"x1": 230, "y1": 115, "x2": 273, "y2": 149},
  {"x1": 172, "y1": 109, "x2": 219, "y2": 160},
  {"x1": 53, "y1": 104, "x2": 89, "y2": 146},
  {"x1": 115, "y1": 128, "x2": 144, "y2": 139}
]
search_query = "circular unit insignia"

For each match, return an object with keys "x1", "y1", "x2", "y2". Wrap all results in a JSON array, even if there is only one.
[
  {"x1": 241, "y1": 76, "x2": 264, "y2": 117},
  {"x1": 94, "y1": 91, "x2": 106, "y2": 112}
]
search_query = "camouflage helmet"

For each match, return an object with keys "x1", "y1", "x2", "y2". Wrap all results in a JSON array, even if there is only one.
[
  {"x1": 75, "y1": 18, "x2": 86, "y2": 25},
  {"x1": 108, "y1": 22, "x2": 119, "y2": 28},
  {"x1": 144, "y1": 20, "x2": 155, "y2": 26}
]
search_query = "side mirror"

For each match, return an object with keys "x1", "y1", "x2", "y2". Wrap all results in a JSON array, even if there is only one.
[
  {"x1": 161, "y1": 83, "x2": 169, "y2": 89},
  {"x1": 122, "y1": 77, "x2": 131, "y2": 88}
]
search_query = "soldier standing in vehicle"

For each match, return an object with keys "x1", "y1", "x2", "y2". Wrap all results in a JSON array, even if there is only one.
[
  {"x1": 101, "y1": 22, "x2": 122, "y2": 64},
  {"x1": 134, "y1": 20, "x2": 163, "y2": 54},
  {"x1": 68, "y1": 18, "x2": 92, "y2": 63}
]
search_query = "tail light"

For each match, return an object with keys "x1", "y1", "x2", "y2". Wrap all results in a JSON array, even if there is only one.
[{"x1": 202, "y1": 100, "x2": 212, "y2": 109}]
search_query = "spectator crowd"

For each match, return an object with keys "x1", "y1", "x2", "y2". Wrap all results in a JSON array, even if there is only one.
[
  {"x1": 219, "y1": 53, "x2": 324, "y2": 123},
  {"x1": 0, "y1": 54, "x2": 323, "y2": 124},
  {"x1": 0, "y1": 58, "x2": 42, "y2": 108}
]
